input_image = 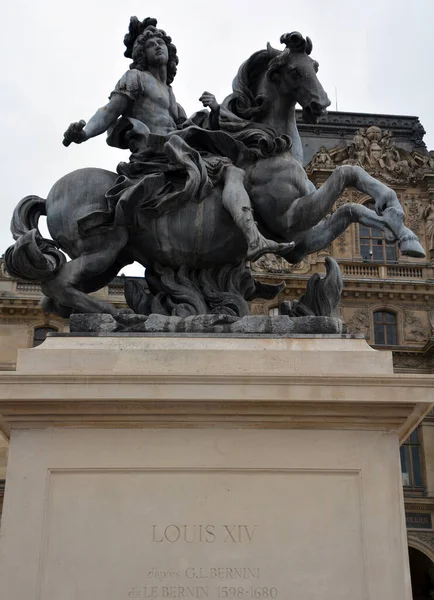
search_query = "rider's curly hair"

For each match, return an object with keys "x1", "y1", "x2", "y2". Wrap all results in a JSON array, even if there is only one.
[{"x1": 123, "y1": 17, "x2": 179, "y2": 85}]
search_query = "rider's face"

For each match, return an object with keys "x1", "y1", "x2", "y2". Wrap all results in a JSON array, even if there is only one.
[{"x1": 144, "y1": 36, "x2": 169, "y2": 67}]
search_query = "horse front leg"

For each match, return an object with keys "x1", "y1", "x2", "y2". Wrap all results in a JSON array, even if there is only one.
[
  {"x1": 285, "y1": 165, "x2": 425, "y2": 258},
  {"x1": 286, "y1": 203, "x2": 413, "y2": 263}
]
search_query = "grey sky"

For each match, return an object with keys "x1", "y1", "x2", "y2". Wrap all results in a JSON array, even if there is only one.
[{"x1": 1, "y1": 0, "x2": 433, "y2": 276}]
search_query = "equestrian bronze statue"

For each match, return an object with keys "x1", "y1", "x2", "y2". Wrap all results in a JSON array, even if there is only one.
[{"x1": 5, "y1": 17, "x2": 425, "y2": 318}]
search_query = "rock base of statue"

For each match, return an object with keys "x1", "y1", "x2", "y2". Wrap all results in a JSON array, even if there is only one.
[
  {"x1": 1, "y1": 334, "x2": 432, "y2": 600},
  {"x1": 69, "y1": 312, "x2": 344, "y2": 335}
]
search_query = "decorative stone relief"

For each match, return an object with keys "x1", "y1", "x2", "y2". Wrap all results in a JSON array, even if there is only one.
[
  {"x1": 404, "y1": 311, "x2": 429, "y2": 343},
  {"x1": 393, "y1": 353, "x2": 428, "y2": 371},
  {"x1": 307, "y1": 127, "x2": 434, "y2": 186},
  {"x1": 346, "y1": 307, "x2": 370, "y2": 336},
  {"x1": 403, "y1": 195, "x2": 423, "y2": 237},
  {"x1": 408, "y1": 531, "x2": 434, "y2": 554},
  {"x1": 336, "y1": 232, "x2": 347, "y2": 253}
]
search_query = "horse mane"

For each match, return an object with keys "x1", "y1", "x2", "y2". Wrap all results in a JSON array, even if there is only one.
[
  {"x1": 228, "y1": 48, "x2": 278, "y2": 120},
  {"x1": 222, "y1": 46, "x2": 292, "y2": 157}
]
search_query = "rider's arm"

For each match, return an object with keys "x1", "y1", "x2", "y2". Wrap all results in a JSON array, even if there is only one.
[
  {"x1": 63, "y1": 94, "x2": 128, "y2": 146},
  {"x1": 84, "y1": 95, "x2": 129, "y2": 139},
  {"x1": 199, "y1": 92, "x2": 220, "y2": 130}
]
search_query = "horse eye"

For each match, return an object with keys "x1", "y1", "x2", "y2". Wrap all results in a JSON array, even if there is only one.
[
  {"x1": 313, "y1": 61, "x2": 319, "y2": 73},
  {"x1": 289, "y1": 67, "x2": 302, "y2": 79}
]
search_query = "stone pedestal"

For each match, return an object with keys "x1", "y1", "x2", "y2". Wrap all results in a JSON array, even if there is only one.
[{"x1": 0, "y1": 334, "x2": 433, "y2": 600}]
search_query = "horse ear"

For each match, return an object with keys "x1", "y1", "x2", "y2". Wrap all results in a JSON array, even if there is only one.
[
  {"x1": 266, "y1": 42, "x2": 280, "y2": 56},
  {"x1": 281, "y1": 31, "x2": 312, "y2": 54}
]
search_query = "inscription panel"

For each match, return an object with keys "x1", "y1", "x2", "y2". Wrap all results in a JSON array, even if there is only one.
[{"x1": 39, "y1": 470, "x2": 366, "y2": 599}]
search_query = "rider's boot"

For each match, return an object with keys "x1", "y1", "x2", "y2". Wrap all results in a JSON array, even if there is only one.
[
  {"x1": 222, "y1": 165, "x2": 294, "y2": 262},
  {"x1": 233, "y1": 207, "x2": 295, "y2": 262}
]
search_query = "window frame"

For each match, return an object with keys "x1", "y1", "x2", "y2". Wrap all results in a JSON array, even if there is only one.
[
  {"x1": 401, "y1": 427, "x2": 425, "y2": 494},
  {"x1": 373, "y1": 310, "x2": 398, "y2": 346},
  {"x1": 358, "y1": 201, "x2": 398, "y2": 263}
]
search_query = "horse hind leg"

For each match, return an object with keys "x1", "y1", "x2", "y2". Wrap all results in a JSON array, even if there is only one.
[{"x1": 41, "y1": 231, "x2": 129, "y2": 315}]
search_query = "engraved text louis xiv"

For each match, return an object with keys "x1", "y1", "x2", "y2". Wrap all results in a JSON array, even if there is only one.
[{"x1": 152, "y1": 525, "x2": 257, "y2": 543}]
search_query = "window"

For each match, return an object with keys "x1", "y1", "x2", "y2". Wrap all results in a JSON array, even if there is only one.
[
  {"x1": 401, "y1": 428, "x2": 424, "y2": 489},
  {"x1": 268, "y1": 307, "x2": 279, "y2": 316},
  {"x1": 32, "y1": 327, "x2": 57, "y2": 347},
  {"x1": 373, "y1": 311, "x2": 398, "y2": 345},
  {"x1": 359, "y1": 201, "x2": 398, "y2": 262}
]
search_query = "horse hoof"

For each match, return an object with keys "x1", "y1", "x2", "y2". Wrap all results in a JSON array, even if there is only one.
[{"x1": 399, "y1": 237, "x2": 426, "y2": 258}]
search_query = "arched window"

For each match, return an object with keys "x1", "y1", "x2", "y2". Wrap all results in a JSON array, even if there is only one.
[
  {"x1": 373, "y1": 311, "x2": 398, "y2": 345},
  {"x1": 359, "y1": 201, "x2": 398, "y2": 262},
  {"x1": 32, "y1": 326, "x2": 58, "y2": 347}
]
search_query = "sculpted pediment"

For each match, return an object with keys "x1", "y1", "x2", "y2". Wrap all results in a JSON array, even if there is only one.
[{"x1": 307, "y1": 126, "x2": 434, "y2": 185}]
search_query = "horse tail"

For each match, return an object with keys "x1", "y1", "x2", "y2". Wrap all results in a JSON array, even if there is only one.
[{"x1": 4, "y1": 195, "x2": 66, "y2": 281}]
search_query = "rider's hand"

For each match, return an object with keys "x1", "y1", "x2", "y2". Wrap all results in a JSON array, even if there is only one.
[
  {"x1": 63, "y1": 120, "x2": 87, "y2": 147},
  {"x1": 199, "y1": 92, "x2": 219, "y2": 113}
]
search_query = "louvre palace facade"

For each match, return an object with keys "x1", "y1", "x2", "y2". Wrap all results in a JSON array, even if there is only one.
[{"x1": 0, "y1": 110, "x2": 434, "y2": 595}]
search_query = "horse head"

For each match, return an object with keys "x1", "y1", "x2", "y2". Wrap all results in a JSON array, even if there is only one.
[
  {"x1": 266, "y1": 32, "x2": 331, "y2": 124},
  {"x1": 228, "y1": 32, "x2": 331, "y2": 132}
]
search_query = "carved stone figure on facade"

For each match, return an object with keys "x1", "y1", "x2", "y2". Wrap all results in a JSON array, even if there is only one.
[
  {"x1": 314, "y1": 125, "x2": 433, "y2": 186},
  {"x1": 4, "y1": 16, "x2": 425, "y2": 319},
  {"x1": 310, "y1": 146, "x2": 334, "y2": 168},
  {"x1": 423, "y1": 198, "x2": 434, "y2": 254},
  {"x1": 353, "y1": 127, "x2": 371, "y2": 168}
]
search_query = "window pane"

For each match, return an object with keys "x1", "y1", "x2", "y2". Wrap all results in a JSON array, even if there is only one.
[
  {"x1": 372, "y1": 245, "x2": 383, "y2": 261},
  {"x1": 410, "y1": 429, "x2": 419, "y2": 443},
  {"x1": 359, "y1": 210, "x2": 398, "y2": 263},
  {"x1": 400, "y1": 446, "x2": 410, "y2": 485},
  {"x1": 412, "y1": 446, "x2": 423, "y2": 486},
  {"x1": 360, "y1": 243, "x2": 371, "y2": 260},
  {"x1": 373, "y1": 312, "x2": 383, "y2": 323},
  {"x1": 386, "y1": 245, "x2": 397, "y2": 261},
  {"x1": 385, "y1": 313, "x2": 396, "y2": 323},
  {"x1": 386, "y1": 326, "x2": 397, "y2": 345},
  {"x1": 374, "y1": 323, "x2": 385, "y2": 345}
]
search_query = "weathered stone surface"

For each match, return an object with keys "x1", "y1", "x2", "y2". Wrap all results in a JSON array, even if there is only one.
[
  {"x1": 144, "y1": 314, "x2": 182, "y2": 332},
  {"x1": 70, "y1": 313, "x2": 343, "y2": 335},
  {"x1": 70, "y1": 313, "x2": 117, "y2": 333}
]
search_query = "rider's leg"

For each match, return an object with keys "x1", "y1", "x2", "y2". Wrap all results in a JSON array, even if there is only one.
[{"x1": 221, "y1": 165, "x2": 294, "y2": 261}]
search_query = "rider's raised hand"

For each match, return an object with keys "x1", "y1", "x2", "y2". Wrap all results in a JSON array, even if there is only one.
[
  {"x1": 63, "y1": 120, "x2": 87, "y2": 147},
  {"x1": 199, "y1": 92, "x2": 219, "y2": 113}
]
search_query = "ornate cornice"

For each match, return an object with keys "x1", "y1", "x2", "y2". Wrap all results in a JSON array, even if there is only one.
[{"x1": 296, "y1": 110, "x2": 427, "y2": 150}]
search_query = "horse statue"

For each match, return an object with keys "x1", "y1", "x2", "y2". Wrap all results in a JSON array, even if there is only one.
[{"x1": 5, "y1": 17, "x2": 425, "y2": 318}]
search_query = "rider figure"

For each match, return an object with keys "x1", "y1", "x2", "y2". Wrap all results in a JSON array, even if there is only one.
[{"x1": 63, "y1": 19, "x2": 293, "y2": 261}]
